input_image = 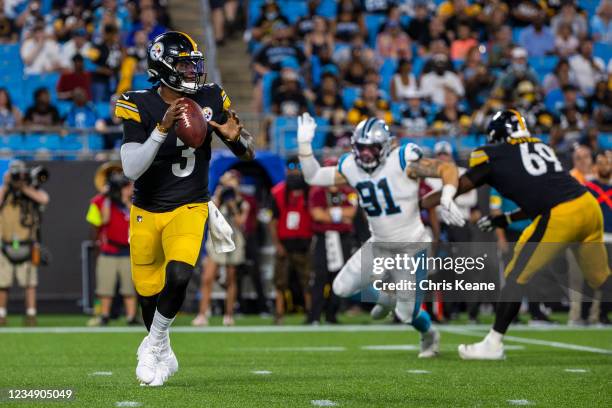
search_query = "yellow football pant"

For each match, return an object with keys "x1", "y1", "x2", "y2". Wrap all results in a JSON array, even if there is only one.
[
  {"x1": 129, "y1": 202, "x2": 208, "y2": 296},
  {"x1": 506, "y1": 192, "x2": 610, "y2": 288}
]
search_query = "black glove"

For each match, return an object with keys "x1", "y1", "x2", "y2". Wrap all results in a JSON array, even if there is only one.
[{"x1": 476, "y1": 213, "x2": 511, "y2": 232}]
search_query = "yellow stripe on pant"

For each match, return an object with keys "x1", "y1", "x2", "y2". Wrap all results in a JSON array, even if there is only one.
[
  {"x1": 129, "y1": 202, "x2": 208, "y2": 296},
  {"x1": 505, "y1": 192, "x2": 610, "y2": 288}
]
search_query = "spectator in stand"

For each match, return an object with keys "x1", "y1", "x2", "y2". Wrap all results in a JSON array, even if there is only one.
[
  {"x1": 515, "y1": 80, "x2": 556, "y2": 134},
  {"x1": 252, "y1": 29, "x2": 306, "y2": 76},
  {"x1": 0, "y1": 88, "x2": 22, "y2": 129},
  {"x1": 390, "y1": 58, "x2": 418, "y2": 102},
  {"x1": 554, "y1": 22, "x2": 579, "y2": 58},
  {"x1": 343, "y1": 55, "x2": 367, "y2": 87},
  {"x1": 304, "y1": 16, "x2": 334, "y2": 59},
  {"x1": 271, "y1": 66, "x2": 309, "y2": 116},
  {"x1": 116, "y1": 30, "x2": 149, "y2": 95},
  {"x1": 314, "y1": 72, "x2": 344, "y2": 122},
  {"x1": 487, "y1": 24, "x2": 514, "y2": 69},
  {"x1": 57, "y1": 54, "x2": 92, "y2": 101},
  {"x1": 482, "y1": 3, "x2": 509, "y2": 42},
  {"x1": 60, "y1": 28, "x2": 92, "y2": 69},
  {"x1": 438, "y1": 0, "x2": 481, "y2": 40},
  {"x1": 347, "y1": 82, "x2": 393, "y2": 125},
  {"x1": 88, "y1": 24, "x2": 123, "y2": 102},
  {"x1": 495, "y1": 47, "x2": 539, "y2": 95},
  {"x1": 591, "y1": 0, "x2": 612, "y2": 44},
  {"x1": 0, "y1": 1, "x2": 18, "y2": 43},
  {"x1": 209, "y1": 0, "x2": 239, "y2": 46},
  {"x1": 376, "y1": 19, "x2": 412, "y2": 60},
  {"x1": 94, "y1": 0, "x2": 131, "y2": 35},
  {"x1": 542, "y1": 58, "x2": 575, "y2": 95},
  {"x1": 95, "y1": 95, "x2": 124, "y2": 150},
  {"x1": 450, "y1": 21, "x2": 477, "y2": 61},
  {"x1": 23, "y1": 88, "x2": 62, "y2": 126},
  {"x1": 462, "y1": 46, "x2": 495, "y2": 110},
  {"x1": 269, "y1": 157, "x2": 313, "y2": 325},
  {"x1": 332, "y1": 0, "x2": 366, "y2": 45},
  {"x1": 423, "y1": 16, "x2": 449, "y2": 50},
  {"x1": 251, "y1": 0, "x2": 291, "y2": 43},
  {"x1": 590, "y1": 80, "x2": 612, "y2": 130},
  {"x1": 66, "y1": 87, "x2": 101, "y2": 129},
  {"x1": 307, "y1": 157, "x2": 358, "y2": 325},
  {"x1": 407, "y1": 0, "x2": 431, "y2": 47},
  {"x1": 398, "y1": 89, "x2": 430, "y2": 136},
  {"x1": 508, "y1": 0, "x2": 544, "y2": 27},
  {"x1": 420, "y1": 53, "x2": 464, "y2": 106},
  {"x1": 16, "y1": 1, "x2": 48, "y2": 38},
  {"x1": 126, "y1": 6, "x2": 166, "y2": 46},
  {"x1": 551, "y1": 0, "x2": 588, "y2": 39},
  {"x1": 518, "y1": 8, "x2": 555, "y2": 57},
  {"x1": 431, "y1": 87, "x2": 471, "y2": 135},
  {"x1": 569, "y1": 39, "x2": 606, "y2": 96},
  {"x1": 20, "y1": 23, "x2": 62, "y2": 74}
]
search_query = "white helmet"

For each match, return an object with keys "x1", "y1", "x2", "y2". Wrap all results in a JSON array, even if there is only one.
[{"x1": 351, "y1": 118, "x2": 393, "y2": 172}]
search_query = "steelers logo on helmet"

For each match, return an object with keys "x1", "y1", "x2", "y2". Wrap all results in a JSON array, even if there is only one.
[
  {"x1": 351, "y1": 118, "x2": 393, "y2": 172},
  {"x1": 149, "y1": 42, "x2": 164, "y2": 61},
  {"x1": 201, "y1": 107, "x2": 213, "y2": 122}
]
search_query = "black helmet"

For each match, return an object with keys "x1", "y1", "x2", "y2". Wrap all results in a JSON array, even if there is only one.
[
  {"x1": 486, "y1": 109, "x2": 531, "y2": 144},
  {"x1": 147, "y1": 31, "x2": 206, "y2": 94}
]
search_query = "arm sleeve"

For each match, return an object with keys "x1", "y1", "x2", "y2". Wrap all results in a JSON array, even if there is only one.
[
  {"x1": 299, "y1": 154, "x2": 338, "y2": 186},
  {"x1": 120, "y1": 128, "x2": 166, "y2": 180}
]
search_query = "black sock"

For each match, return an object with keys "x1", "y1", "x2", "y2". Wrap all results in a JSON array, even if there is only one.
[
  {"x1": 156, "y1": 261, "x2": 194, "y2": 319},
  {"x1": 492, "y1": 280, "x2": 524, "y2": 334},
  {"x1": 599, "y1": 275, "x2": 612, "y2": 302},
  {"x1": 138, "y1": 294, "x2": 159, "y2": 331}
]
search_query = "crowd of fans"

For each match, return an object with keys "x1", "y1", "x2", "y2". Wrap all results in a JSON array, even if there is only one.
[
  {"x1": 0, "y1": 0, "x2": 170, "y2": 148},
  {"x1": 248, "y1": 0, "x2": 611, "y2": 153}
]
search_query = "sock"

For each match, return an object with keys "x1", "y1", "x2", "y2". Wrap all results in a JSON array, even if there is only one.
[
  {"x1": 138, "y1": 294, "x2": 159, "y2": 331},
  {"x1": 149, "y1": 309, "x2": 174, "y2": 347},
  {"x1": 411, "y1": 310, "x2": 432, "y2": 334},
  {"x1": 0, "y1": 307, "x2": 6, "y2": 318},
  {"x1": 485, "y1": 328, "x2": 503, "y2": 345},
  {"x1": 492, "y1": 301, "x2": 521, "y2": 334},
  {"x1": 26, "y1": 308, "x2": 36, "y2": 316}
]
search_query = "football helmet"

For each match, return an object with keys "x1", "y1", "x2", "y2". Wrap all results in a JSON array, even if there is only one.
[
  {"x1": 351, "y1": 118, "x2": 393, "y2": 172},
  {"x1": 147, "y1": 31, "x2": 206, "y2": 94},
  {"x1": 486, "y1": 109, "x2": 531, "y2": 143}
]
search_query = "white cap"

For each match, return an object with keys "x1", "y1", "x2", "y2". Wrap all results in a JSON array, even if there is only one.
[{"x1": 511, "y1": 47, "x2": 527, "y2": 59}]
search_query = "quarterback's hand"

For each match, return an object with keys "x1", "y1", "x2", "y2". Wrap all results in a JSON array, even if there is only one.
[
  {"x1": 477, "y1": 214, "x2": 509, "y2": 232},
  {"x1": 210, "y1": 110, "x2": 243, "y2": 142},
  {"x1": 297, "y1": 112, "x2": 317, "y2": 145},
  {"x1": 160, "y1": 99, "x2": 186, "y2": 131},
  {"x1": 439, "y1": 185, "x2": 465, "y2": 227}
]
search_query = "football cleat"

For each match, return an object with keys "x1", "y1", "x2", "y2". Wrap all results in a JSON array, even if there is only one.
[
  {"x1": 370, "y1": 291, "x2": 395, "y2": 320},
  {"x1": 136, "y1": 337, "x2": 160, "y2": 384},
  {"x1": 418, "y1": 328, "x2": 440, "y2": 358},
  {"x1": 458, "y1": 338, "x2": 505, "y2": 360},
  {"x1": 160, "y1": 345, "x2": 178, "y2": 377},
  {"x1": 148, "y1": 361, "x2": 172, "y2": 387}
]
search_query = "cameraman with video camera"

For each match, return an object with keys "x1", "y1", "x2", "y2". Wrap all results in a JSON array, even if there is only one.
[
  {"x1": 86, "y1": 168, "x2": 137, "y2": 326},
  {"x1": 0, "y1": 160, "x2": 49, "y2": 326}
]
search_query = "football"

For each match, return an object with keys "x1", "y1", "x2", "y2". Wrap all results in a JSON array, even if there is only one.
[{"x1": 174, "y1": 97, "x2": 208, "y2": 148}]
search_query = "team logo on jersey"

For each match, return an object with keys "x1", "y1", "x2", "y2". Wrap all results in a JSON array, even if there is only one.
[
  {"x1": 202, "y1": 107, "x2": 213, "y2": 122},
  {"x1": 149, "y1": 42, "x2": 164, "y2": 61}
]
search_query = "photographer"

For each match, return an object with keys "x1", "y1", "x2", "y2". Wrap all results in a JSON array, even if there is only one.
[
  {"x1": 0, "y1": 160, "x2": 49, "y2": 326},
  {"x1": 86, "y1": 170, "x2": 137, "y2": 326},
  {"x1": 193, "y1": 170, "x2": 249, "y2": 327}
]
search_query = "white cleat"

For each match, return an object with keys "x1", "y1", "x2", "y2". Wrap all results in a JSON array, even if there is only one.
[
  {"x1": 160, "y1": 345, "x2": 178, "y2": 377},
  {"x1": 418, "y1": 328, "x2": 440, "y2": 358},
  {"x1": 370, "y1": 303, "x2": 392, "y2": 320},
  {"x1": 148, "y1": 361, "x2": 171, "y2": 387},
  {"x1": 136, "y1": 339, "x2": 160, "y2": 384},
  {"x1": 458, "y1": 338, "x2": 505, "y2": 360}
]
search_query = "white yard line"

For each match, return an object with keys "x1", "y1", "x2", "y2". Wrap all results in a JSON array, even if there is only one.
[
  {"x1": 89, "y1": 371, "x2": 113, "y2": 376},
  {"x1": 311, "y1": 400, "x2": 338, "y2": 406},
  {"x1": 439, "y1": 326, "x2": 612, "y2": 355},
  {"x1": 0, "y1": 324, "x2": 610, "y2": 334},
  {"x1": 236, "y1": 346, "x2": 346, "y2": 352}
]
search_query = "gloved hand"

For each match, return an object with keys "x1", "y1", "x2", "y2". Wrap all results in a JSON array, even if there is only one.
[
  {"x1": 439, "y1": 185, "x2": 465, "y2": 227},
  {"x1": 297, "y1": 112, "x2": 317, "y2": 156},
  {"x1": 476, "y1": 214, "x2": 510, "y2": 232}
]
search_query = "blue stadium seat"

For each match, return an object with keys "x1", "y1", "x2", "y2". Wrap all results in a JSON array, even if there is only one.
[
  {"x1": 512, "y1": 27, "x2": 523, "y2": 44},
  {"x1": 95, "y1": 102, "x2": 110, "y2": 119},
  {"x1": 272, "y1": 116, "x2": 327, "y2": 152},
  {"x1": 132, "y1": 73, "x2": 150, "y2": 91},
  {"x1": 22, "y1": 134, "x2": 62, "y2": 152},
  {"x1": 412, "y1": 56, "x2": 425, "y2": 77},
  {"x1": 544, "y1": 88, "x2": 564, "y2": 113},
  {"x1": 0, "y1": 134, "x2": 24, "y2": 150},
  {"x1": 57, "y1": 101, "x2": 72, "y2": 118},
  {"x1": 600, "y1": 133, "x2": 612, "y2": 150},
  {"x1": 88, "y1": 134, "x2": 104, "y2": 151},
  {"x1": 364, "y1": 13, "x2": 387, "y2": 48},
  {"x1": 61, "y1": 134, "x2": 84, "y2": 151},
  {"x1": 379, "y1": 58, "x2": 398, "y2": 95},
  {"x1": 529, "y1": 56, "x2": 558, "y2": 81},
  {"x1": 593, "y1": 42, "x2": 612, "y2": 63},
  {"x1": 316, "y1": 0, "x2": 337, "y2": 18},
  {"x1": 342, "y1": 87, "x2": 360, "y2": 110},
  {"x1": 578, "y1": 0, "x2": 599, "y2": 17},
  {"x1": 22, "y1": 73, "x2": 61, "y2": 108},
  {"x1": 262, "y1": 71, "x2": 279, "y2": 113},
  {"x1": 278, "y1": 0, "x2": 308, "y2": 24},
  {"x1": 458, "y1": 134, "x2": 485, "y2": 151},
  {"x1": 248, "y1": 0, "x2": 266, "y2": 27}
]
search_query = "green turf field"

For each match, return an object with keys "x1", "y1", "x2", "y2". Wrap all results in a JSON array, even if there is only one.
[{"x1": 1, "y1": 315, "x2": 611, "y2": 408}]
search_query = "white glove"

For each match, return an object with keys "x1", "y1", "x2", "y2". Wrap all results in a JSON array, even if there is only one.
[
  {"x1": 329, "y1": 207, "x2": 343, "y2": 223},
  {"x1": 439, "y1": 185, "x2": 466, "y2": 227},
  {"x1": 297, "y1": 112, "x2": 317, "y2": 156}
]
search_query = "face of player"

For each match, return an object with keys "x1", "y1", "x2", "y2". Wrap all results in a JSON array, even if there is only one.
[
  {"x1": 355, "y1": 143, "x2": 382, "y2": 166},
  {"x1": 176, "y1": 59, "x2": 205, "y2": 86}
]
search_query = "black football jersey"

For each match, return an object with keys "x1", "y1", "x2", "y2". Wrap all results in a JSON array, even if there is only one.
[
  {"x1": 116, "y1": 84, "x2": 231, "y2": 212},
  {"x1": 465, "y1": 138, "x2": 586, "y2": 218}
]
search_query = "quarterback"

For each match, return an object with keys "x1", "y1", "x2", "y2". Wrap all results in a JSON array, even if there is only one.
[
  {"x1": 422, "y1": 109, "x2": 611, "y2": 360},
  {"x1": 297, "y1": 113, "x2": 465, "y2": 357},
  {"x1": 116, "y1": 31, "x2": 254, "y2": 385}
]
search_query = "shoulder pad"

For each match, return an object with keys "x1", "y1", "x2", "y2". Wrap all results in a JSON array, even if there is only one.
[
  {"x1": 115, "y1": 92, "x2": 142, "y2": 123},
  {"x1": 469, "y1": 146, "x2": 490, "y2": 168},
  {"x1": 398, "y1": 143, "x2": 423, "y2": 170}
]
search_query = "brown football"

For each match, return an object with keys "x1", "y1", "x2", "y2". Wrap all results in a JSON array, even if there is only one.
[{"x1": 174, "y1": 97, "x2": 208, "y2": 148}]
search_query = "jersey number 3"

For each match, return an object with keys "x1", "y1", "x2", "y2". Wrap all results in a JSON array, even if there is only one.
[
  {"x1": 172, "y1": 138, "x2": 196, "y2": 177},
  {"x1": 355, "y1": 178, "x2": 401, "y2": 217},
  {"x1": 520, "y1": 143, "x2": 562, "y2": 176}
]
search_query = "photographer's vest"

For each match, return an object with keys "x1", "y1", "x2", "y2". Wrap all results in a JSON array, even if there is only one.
[{"x1": 0, "y1": 200, "x2": 37, "y2": 264}]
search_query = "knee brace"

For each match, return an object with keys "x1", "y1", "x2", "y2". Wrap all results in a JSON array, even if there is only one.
[{"x1": 165, "y1": 261, "x2": 194, "y2": 292}]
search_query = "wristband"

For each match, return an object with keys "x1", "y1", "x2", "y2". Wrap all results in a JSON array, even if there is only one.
[
  {"x1": 151, "y1": 126, "x2": 168, "y2": 143},
  {"x1": 227, "y1": 134, "x2": 248, "y2": 156}
]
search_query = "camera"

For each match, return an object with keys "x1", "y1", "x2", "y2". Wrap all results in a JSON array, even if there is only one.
[
  {"x1": 9, "y1": 164, "x2": 49, "y2": 189},
  {"x1": 106, "y1": 173, "x2": 131, "y2": 204},
  {"x1": 220, "y1": 186, "x2": 236, "y2": 203}
]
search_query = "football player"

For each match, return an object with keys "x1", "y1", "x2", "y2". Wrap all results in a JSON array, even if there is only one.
[
  {"x1": 297, "y1": 113, "x2": 466, "y2": 358},
  {"x1": 116, "y1": 31, "x2": 254, "y2": 385},
  {"x1": 421, "y1": 109, "x2": 611, "y2": 360}
]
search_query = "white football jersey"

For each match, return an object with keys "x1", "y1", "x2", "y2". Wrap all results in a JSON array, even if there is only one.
[{"x1": 338, "y1": 144, "x2": 430, "y2": 242}]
